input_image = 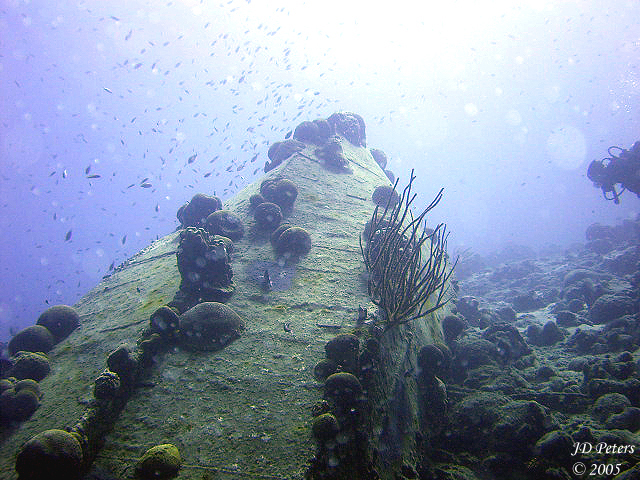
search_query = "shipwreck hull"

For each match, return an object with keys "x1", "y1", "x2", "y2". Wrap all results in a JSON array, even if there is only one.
[{"x1": 0, "y1": 120, "x2": 453, "y2": 479}]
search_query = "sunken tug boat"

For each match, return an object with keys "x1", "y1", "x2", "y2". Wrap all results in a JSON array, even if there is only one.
[{"x1": 1, "y1": 113, "x2": 455, "y2": 480}]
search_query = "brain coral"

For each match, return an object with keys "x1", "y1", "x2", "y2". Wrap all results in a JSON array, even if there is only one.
[
  {"x1": 315, "y1": 136, "x2": 351, "y2": 172},
  {"x1": 371, "y1": 185, "x2": 400, "y2": 208},
  {"x1": 15, "y1": 429, "x2": 84, "y2": 480},
  {"x1": 324, "y1": 372, "x2": 363, "y2": 408},
  {"x1": 179, "y1": 302, "x2": 245, "y2": 351},
  {"x1": 36, "y1": 304, "x2": 80, "y2": 343},
  {"x1": 293, "y1": 119, "x2": 331, "y2": 145},
  {"x1": 260, "y1": 178, "x2": 298, "y2": 212},
  {"x1": 205, "y1": 210, "x2": 245, "y2": 241},
  {"x1": 327, "y1": 112, "x2": 366, "y2": 147},
  {"x1": 8, "y1": 351, "x2": 50, "y2": 382},
  {"x1": 8, "y1": 325, "x2": 55, "y2": 356},
  {"x1": 325, "y1": 334, "x2": 360, "y2": 373},
  {"x1": 370, "y1": 148, "x2": 387, "y2": 169},
  {"x1": 0, "y1": 378, "x2": 42, "y2": 422},
  {"x1": 177, "y1": 193, "x2": 223, "y2": 228},
  {"x1": 254, "y1": 202, "x2": 283, "y2": 231},
  {"x1": 135, "y1": 444, "x2": 182, "y2": 480},
  {"x1": 275, "y1": 226, "x2": 312, "y2": 257},
  {"x1": 264, "y1": 139, "x2": 305, "y2": 172}
]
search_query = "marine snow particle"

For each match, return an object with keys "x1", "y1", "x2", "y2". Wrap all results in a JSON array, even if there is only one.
[
  {"x1": 36, "y1": 305, "x2": 80, "y2": 343},
  {"x1": 254, "y1": 202, "x2": 283, "y2": 231}
]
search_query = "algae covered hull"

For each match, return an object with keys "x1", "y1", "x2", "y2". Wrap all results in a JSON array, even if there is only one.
[{"x1": 0, "y1": 114, "x2": 452, "y2": 479}]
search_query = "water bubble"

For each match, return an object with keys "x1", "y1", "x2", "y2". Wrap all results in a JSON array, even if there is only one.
[
  {"x1": 505, "y1": 109, "x2": 522, "y2": 126},
  {"x1": 464, "y1": 103, "x2": 479, "y2": 117}
]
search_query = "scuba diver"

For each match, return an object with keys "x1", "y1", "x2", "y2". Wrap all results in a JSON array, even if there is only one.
[{"x1": 587, "y1": 141, "x2": 640, "y2": 204}]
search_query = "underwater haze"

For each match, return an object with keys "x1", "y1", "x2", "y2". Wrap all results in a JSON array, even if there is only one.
[{"x1": 1, "y1": 0, "x2": 639, "y2": 341}]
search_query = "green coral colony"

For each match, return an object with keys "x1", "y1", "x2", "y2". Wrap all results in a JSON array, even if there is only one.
[{"x1": 3, "y1": 112, "x2": 455, "y2": 480}]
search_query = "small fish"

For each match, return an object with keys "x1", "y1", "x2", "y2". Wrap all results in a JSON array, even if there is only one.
[
  {"x1": 261, "y1": 269, "x2": 272, "y2": 292},
  {"x1": 283, "y1": 322, "x2": 292, "y2": 333},
  {"x1": 285, "y1": 130, "x2": 292, "y2": 139},
  {"x1": 155, "y1": 204, "x2": 159, "y2": 212},
  {"x1": 86, "y1": 174, "x2": 101, "y2": 179},
  {"x1": 357, "y1": 306, "x2": 367, "y2": 325},
  {"x1": 85, "y1": 165, "x2": 91, "y2": 174},
  {"x1": 103, "y1": 87, "x2": 113, "y2": 93},
  {"x1": 187, "y1": 153, "x2": 197, "y2": 164},
  {"x1": 62, "y1": 169, "x2": 68, "y2": 178},
  {"x1": 121, "y1": 235, "x2": 127, "y2": 245},
  {"x1": 65, "y1": 230, "x2": 72, "y2": 241},
  {"x1": 140, "y1": 182, "x2": 152, "y2": 188}
]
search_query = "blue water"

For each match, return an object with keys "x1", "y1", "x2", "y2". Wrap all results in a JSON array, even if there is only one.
[{"x1": 1, "y1": 0, "x2": 638, "y2": 341}]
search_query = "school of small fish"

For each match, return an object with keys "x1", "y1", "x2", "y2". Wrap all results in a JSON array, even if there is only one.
[
  {"x1": 0, "y1": 0, "x2": 628, "y2": 338},
  {"x1": 0, "y1": 1, "x2": 360, "y2": 327}
]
